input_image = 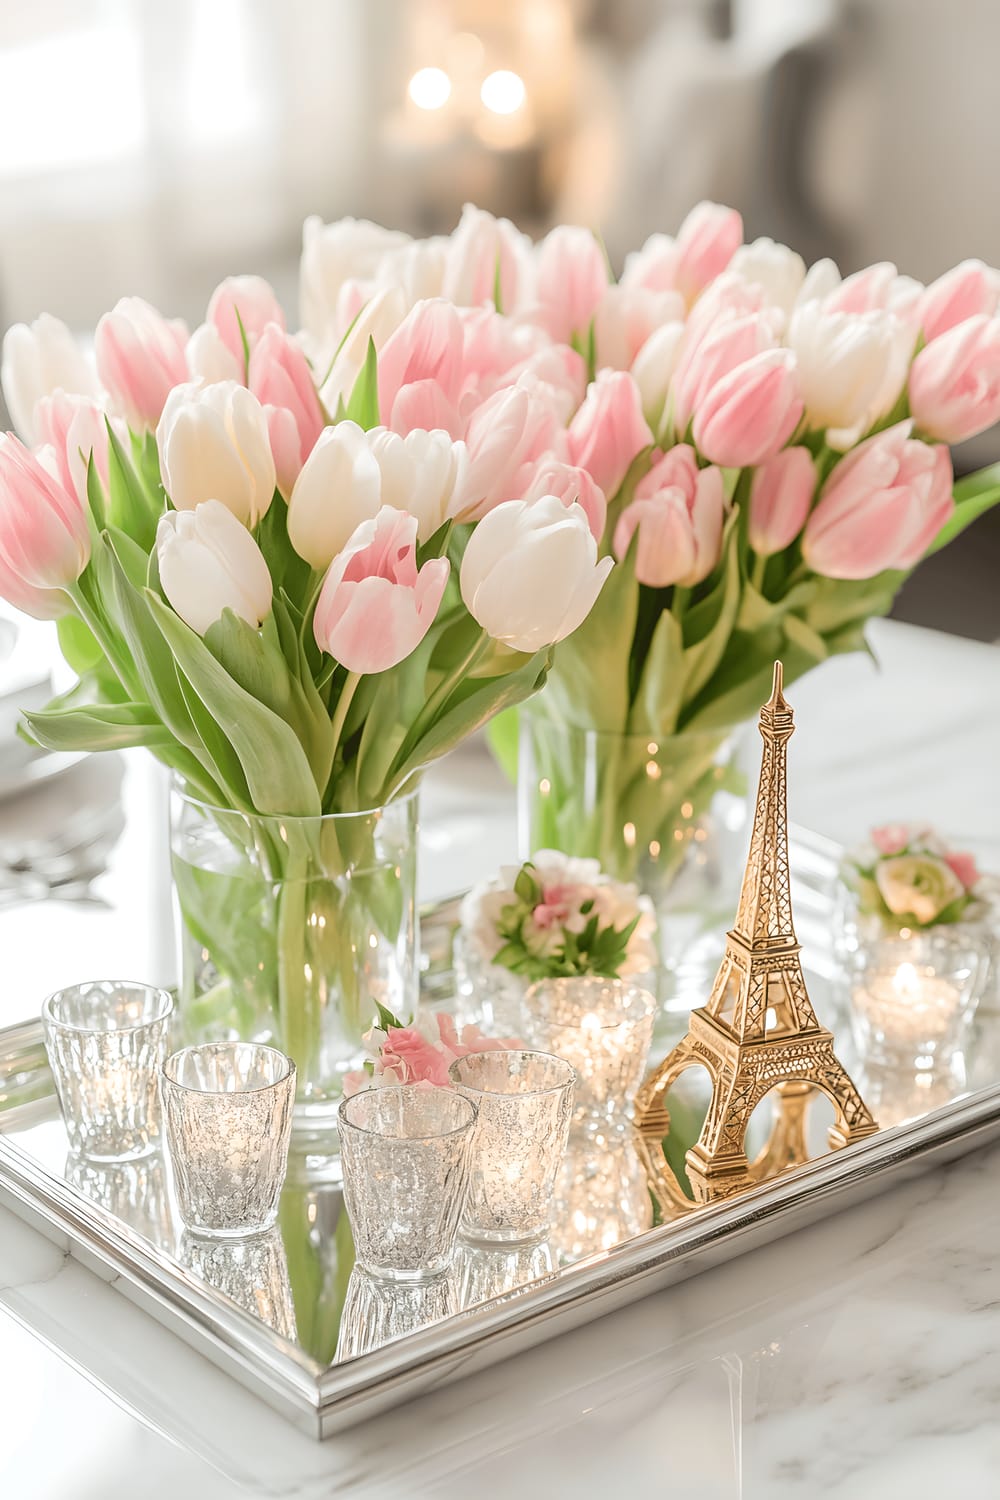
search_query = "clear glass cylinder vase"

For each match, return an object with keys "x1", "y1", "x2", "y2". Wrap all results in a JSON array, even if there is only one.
[
  {"x1": 517, "y1": 707, "x2": 751, "y2": 1008},
  {"x1": 170, "y1": 784, "x2": 418, "y2": 1131}
]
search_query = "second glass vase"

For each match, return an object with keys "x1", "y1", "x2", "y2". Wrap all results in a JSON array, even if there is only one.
[{"x1": 517, "y1": 707, "x2": 751, "y2": 1008}]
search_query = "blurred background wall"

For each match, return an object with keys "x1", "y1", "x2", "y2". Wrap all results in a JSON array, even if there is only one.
[{"x1": 1, "y1": 0, "x2": 997, "y2": 635}]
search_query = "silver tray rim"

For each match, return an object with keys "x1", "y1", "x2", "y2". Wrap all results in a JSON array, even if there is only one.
[{"x1": 5, "y1": 1010, "x2": 1000, "y2": 1437}]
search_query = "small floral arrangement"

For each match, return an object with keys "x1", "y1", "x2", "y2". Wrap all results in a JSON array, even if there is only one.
[
  {"x1": 459, "y1": 849, "x2": 658, "y2": 982},
  {"x1": 344, "y1": 1005, "x2": 521, "y2": 1094},
  {"x1": 845, "y1": 824, "x2": 983, "y2": 928}
]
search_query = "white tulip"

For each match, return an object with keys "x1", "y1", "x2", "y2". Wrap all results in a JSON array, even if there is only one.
[
  {"x1": 786, "y1": 302, "x2": 912, "y2": 437},
  {"x1": 1, "y1": 313, "x2": 99, "y2": 444},
  {"x1": 368, "y1": 427, "x2": 467, "y2": 541},
  {"x1": 186, "y1": 323, "x2": 242, "y2": 385},
  {"x1": 728, "y1": 237, "x2": 806, "y2": 319},
  {"x1": 318, "y1": 285, "x2": 407, "y2": 411},
  {"x1": 157, "y1": 500, "x2": 272, "y2": 636},
  {"x1": 299, "y1": 215, "x2": 411, "y2": 343},
  {"x1": 460, "y1": 495, "x2": 613, "y2": 653},
  {"x1": 794, "y1": 257, "x2": 842, "y2": 310},
  {"x1": 629, "y1": 321, "x2": 685, "y2": 426},
  {"x1": 375, "y1": 238, "x2": 447, "y2": 309},
  {"x1": 592, "y1": 284, "x2": 685, "y2": 372},
  {"x1": 286, "y1": 420, "x2": 381, "y2": 568},
  {"x1": 157, "y1": 380, "x2": 276, "y2": 527}
]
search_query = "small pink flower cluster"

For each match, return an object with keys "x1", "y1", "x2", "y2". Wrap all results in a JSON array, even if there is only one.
[
  {"x1": 871, "y1": 824, "x2": 980, "y2": 892},
  {"x1": 849, "y1": 824, "x2": 986, "y2": 928},
  {"x1": 344, "y1": 1012, "x2": 521, "y2": 1096}
]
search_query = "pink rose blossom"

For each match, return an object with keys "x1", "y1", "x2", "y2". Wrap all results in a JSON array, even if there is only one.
[
  {"x1": 944, "y1": 850, "x2": 980, "y2": 890},
  {"x1": 872, "y1": 824, "x2": 911, "y2": 856}
]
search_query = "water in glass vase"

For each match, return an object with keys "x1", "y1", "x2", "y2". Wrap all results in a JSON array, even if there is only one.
[
  {"x1": 170, "y1": 784, "x2": 418, "y2": 1136},
  {"x1": 517, "y1": 707, "x2": 751, "y2": 1012}
]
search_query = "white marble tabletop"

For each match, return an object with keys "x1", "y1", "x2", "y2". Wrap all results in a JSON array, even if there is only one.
[{"x1": 2, "y1": 618, "x2": 1000, "y2": 1499}]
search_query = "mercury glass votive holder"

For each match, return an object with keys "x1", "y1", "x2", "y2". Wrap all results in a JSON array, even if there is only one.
[
  {"x1": 523, "y1": 977, "x2": 657, "y2": 1122},
  {"x1": 42, "y1": 980, "x2": 173, "y2": 1161},
  {"x1": 161, "y1": 1042, "x2": 295, "y2": 1238},
  {"x1": 338, "y1": 1085, "x2": 477, "y2": 1282},
  {"x1": 448, "y1": 1049, "x2": 575, "y2": 1246},
  {"x1": 843, "y1": 915, "x2": 989, "y2": 1072}
]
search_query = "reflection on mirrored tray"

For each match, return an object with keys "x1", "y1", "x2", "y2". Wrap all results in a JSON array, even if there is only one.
[{"x1": 5, "y1": 990, "x2": 1000, "y2": 1375}]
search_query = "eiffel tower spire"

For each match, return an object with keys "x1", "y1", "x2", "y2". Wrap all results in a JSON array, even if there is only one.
[
  {"x1": 733, "y1": 661, "x2": 796, "y2": 950},
  {"x1": 634, "y1": 661, "x2": 877, "y2": 1202}
]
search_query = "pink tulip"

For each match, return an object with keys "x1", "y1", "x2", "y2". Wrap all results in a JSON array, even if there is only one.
[
  {"x1": 613, "y1": 444, "x2": 725, "y2": 587},
  {"x1": 944, "y1": 850, "x2": 980, "y2": 890},
  {"x1": 32, "y1": 391, "x2": 112, "y2": 503},
  {"x1": 566, "y1": 371, "x2": 653, "y2": 497},
  {"x1": 507, "y1": 344, "x2": 588, "y2": 423},
  {"x1": 313, "y1": 506, "x2": 449, "y2": 674},
  {"x1": 459, "y1": 305, "x2": 544, "y2": 384},
  {"x1": 682, "y1": 272, "x2": 780, "y2": 349},
  {"x1": 592, "y1": 284, "x2": 685, "y2": 371},
  {"x1": 206, "y1": 275, "x2": 286, "y2": 365},
  {"x1": 442, "y1": 204, "x2": 530, "y2": 311},
  {"x1": 534, "y1": 225, "x2": 608, "y2": 343},
  {"x1": 919, "y1": 260, "x2": 1000, "y2": 343},
  {"x1": 748, "y1": 446, "x2": 817, "y2": 556},
  {"x1": 673, "y1": 201, "x2": 744, "y2": 304},
  {"x1": 0, "y1": 434, "x2": 90, "y2": 618},
  {"x1": 377, "y1": 299, "x2": 464, "y2": 428},
  {"x1": 388, "y1": 380, "x2": 463, "y2": 439},
  {"x1": 672, "y1": 313, "x2": 778, "y2": 433},
  {"x1": 803, "y1": 420, "x2": 954, "y2": 579},
  {"x1": 247, "y1": 324, "x2": 325, "y2": 494},
  {"x1": 692, "y1": 348, "x2": 803, "y2": 467},
  {"x1": 95, "y1": 297, "x2": 189, "y2": 431},
  {"x1": 519, "y1": 458, "x2": 607, "y2": 542},
  {"x1": 825, "y1": 263, "x2": 900, "y2": 316},
  {"x1": 454, "y1": 383, "x2": 561, "y2": 520},
  {"x1": 908, "y1": 314, "x2": 1000, "y2": 442}
]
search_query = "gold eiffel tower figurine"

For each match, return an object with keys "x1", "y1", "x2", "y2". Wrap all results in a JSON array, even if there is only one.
[{"x1": 635, "y1": 662, "x2": 877, "y2": 1202}]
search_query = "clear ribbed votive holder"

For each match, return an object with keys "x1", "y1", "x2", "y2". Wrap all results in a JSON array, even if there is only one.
[
  {"x1": 42, "y1": 980, "x2": 173, "y2": 1161},
  {"x1": 523, "y1": 977, "x2": 657, "y2": 1122},
  {"x1": 448, "y1": 1050, "x2": 575, "y2": 1246},
  {"x1": 338, "y1": 1085, "x2": 477, "y2": 1283},
  {"x1": 161, "y1": 1042, "x2": 295, "y2": 1238}
]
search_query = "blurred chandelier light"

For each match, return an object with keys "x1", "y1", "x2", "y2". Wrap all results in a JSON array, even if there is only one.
[
  {"x1": 408, "y1": 66, "x2": 453, "y2": 110},
  {"x1": 480, "y1": 69, "x2": 526, "y2": 115}
]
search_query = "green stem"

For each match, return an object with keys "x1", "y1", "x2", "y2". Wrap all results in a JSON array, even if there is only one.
[
  {"x1": 388, "y1": 631, "x2": 492, "y2": 782},
  {"x1": 751, "y1": 553, "x2": 768, "y2": 593},
  {"x1": 329, "y1": 671, "x2": 361, "y2": 768}
]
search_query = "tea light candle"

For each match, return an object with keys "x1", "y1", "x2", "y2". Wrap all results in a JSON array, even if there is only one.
[
  {"x1": 523, "y1": 977, "x2": 656, "y2": 1121},
  {"x1": 850, "y1": 959, "x2": 967, "y2": 1067}
]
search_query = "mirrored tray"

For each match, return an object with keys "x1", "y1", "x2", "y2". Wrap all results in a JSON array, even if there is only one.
[{"x1": 2, "y1": 828, "x2": 1000, "y2": 1440}]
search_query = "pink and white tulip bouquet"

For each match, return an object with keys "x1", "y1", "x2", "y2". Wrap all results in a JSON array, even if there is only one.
[{"x1": 0, "y1": 275, "x2": 612, "y2": 818}]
